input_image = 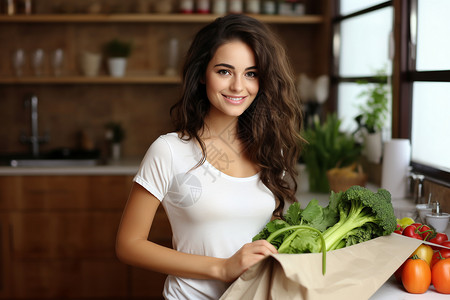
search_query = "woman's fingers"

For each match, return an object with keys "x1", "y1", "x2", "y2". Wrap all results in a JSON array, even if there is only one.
[{"x1": 223, "y1": 240, "x2": 278, "y2": 282}]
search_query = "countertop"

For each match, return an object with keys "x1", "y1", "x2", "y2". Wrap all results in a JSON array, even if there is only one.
[
  {"x1": 296, "y1": 188, "x2": 450, "y2": 299},
  {"x1": 0, "y1": 157, "x2": 141, "y2": 176}
]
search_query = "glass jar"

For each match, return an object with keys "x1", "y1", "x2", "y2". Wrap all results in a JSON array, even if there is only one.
[{"x1": 212, "y1": 0, "x2": 227, "y2": 14}]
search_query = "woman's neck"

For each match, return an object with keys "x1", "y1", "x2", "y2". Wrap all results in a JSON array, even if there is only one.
[{"x1": 202, "y1": 112, "x2": 238, "y2": 141}]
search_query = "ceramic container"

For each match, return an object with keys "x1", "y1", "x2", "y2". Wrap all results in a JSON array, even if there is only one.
[
  {"x1": 416, "y1": 204, "x2": 432, "y2": 223},
  {"x1": 426, "y1": 213, "x2": 449, "y2": 233}
]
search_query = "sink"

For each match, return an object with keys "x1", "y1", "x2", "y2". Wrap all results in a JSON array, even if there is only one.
[{"x1": 0, "y1": 148, "x2": 102, "y2": 167}]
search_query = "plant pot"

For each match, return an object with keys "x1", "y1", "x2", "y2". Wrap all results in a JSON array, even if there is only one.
[
  {"x1": 107, "y1": 57, "x2": 127, "y2": 77},
  {"x1": 364, "y1": 131, "x2": 383, "y2": 164}
]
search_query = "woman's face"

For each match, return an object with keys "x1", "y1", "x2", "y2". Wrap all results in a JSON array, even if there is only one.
[{"x1": 204, "y1": 40, "x2": 259, "y2": 119}]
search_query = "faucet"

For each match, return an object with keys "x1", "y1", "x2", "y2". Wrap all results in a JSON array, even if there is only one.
[{"x1": 20, "y1": 94, "x2": 49, "y2": 157}]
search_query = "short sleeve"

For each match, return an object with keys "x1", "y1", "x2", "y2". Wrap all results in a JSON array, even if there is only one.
[{"x1": 134, "y1": 137, "x2": 173, "y2": 201}]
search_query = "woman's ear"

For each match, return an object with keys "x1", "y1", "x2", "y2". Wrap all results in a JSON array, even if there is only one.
[{"x1": 200, "y1": 77, "x2": 205, "y2": 84}]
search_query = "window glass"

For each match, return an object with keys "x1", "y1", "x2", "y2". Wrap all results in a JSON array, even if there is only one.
[
  {"x1": 411, "y1": 82, "x2": 450, "y2": 172},
  {"x1": 340, "y1": 0, "x2": 386, "y2": 15},
  {"x1": 339, "y1": 7, "x2": 393, "y2": 77},
  {"x1": 416, "y1": 0, "x2": 450, "y2": 71},
  {"x1": 337, "y1": 82, "x2": 391, "y2": 136},
  {"x1": 337, "y1": 82, "x2": 363, "y2": 132}
]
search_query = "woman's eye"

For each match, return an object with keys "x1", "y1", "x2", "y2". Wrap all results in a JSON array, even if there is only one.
[
  {"x1": 217, "y1": 69, "x2": 231, "y2": 76},
  {"x1": 246, "y1": 71, "x2": 258, "y2": 78}
]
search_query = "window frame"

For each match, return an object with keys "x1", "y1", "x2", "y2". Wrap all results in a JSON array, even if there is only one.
[
  {"x1": 332, "y1": 0, "x2": 450, "y2": 186},
  {"x1": 396, "y1": 0, "x2": 450, "y2": 184}
]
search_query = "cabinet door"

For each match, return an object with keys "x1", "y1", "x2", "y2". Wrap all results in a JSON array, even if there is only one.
[
  {"x1": 8, "y1": 211, "x2": 128, "y2": 298},
  {"x1": 88, "y1": 175, "x2": 133, "y2": 209},
  {"x1": 10, "y1": 211, "x2": 121, "y2": 259},
  {"x1": 9, "y1": 259, "x2": 128, "y2": 298},
  {"x1": 12, "y1": 176, "x2": 90, "y2": 210},
  {"x1": 0, "y1": 176, "x2": 21, "y2": 210},
  {"x1": 0, "y1": 214, "x2": 12, "y2": 298}
]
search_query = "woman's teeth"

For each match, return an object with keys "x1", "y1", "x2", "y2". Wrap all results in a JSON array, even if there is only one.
[{"x1": 226, "y1": 96, "x2": 244, "y2": 101}]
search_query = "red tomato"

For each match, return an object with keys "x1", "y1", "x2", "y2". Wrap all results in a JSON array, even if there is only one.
[
  {"x1": 411, "y1": 223, "x2": 423, "y2": 228},
  {"x1": 429, "y1": 233, "x2": 449, "y2": 250},
  {"x1": 394, "y1": 224, "x2": 403, "y2": 234},
  {"x1": 431, "y1": 259, "x2": 450, "y2": 294},
  {"x1": 431, "y1": 250, "x2": 450, "y2": 268},
  {"x1": 418, "y1": 224, "x2": 433, "y2": 241},
  {"x1": 402, "y1": 256, "x2": 431, "y2": 294},
  {"x1": 403, "y1": 225, "x2": 423, "y2": 240}
]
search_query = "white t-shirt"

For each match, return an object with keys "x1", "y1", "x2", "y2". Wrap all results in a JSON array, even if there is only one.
[{"x1": 134, "y1": 132, "x2": 275, "y2": 300}]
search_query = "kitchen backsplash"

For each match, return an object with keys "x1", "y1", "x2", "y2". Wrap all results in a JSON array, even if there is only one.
[{"x1": 0, "y1": 84, "x2": 180, "y2": 158}]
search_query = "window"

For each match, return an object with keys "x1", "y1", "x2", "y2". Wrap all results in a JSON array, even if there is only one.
[
  {"x1": 333, "y1": 0, "x2": 450, "y2": 183},
  {"x1": 333, "y1": 1, "x2": 393, "y2": 135},
  {"x1": 408, "y1": 0, "x2": 450, "y2": 179}
]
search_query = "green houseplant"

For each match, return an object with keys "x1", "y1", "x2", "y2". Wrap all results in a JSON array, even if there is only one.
[
  {"x1": 354, "y1": 70, "x2": 389, "y2": 134},
  {"x1": 354, "y1": 69, "x2": 390, "y2": 163},
  {"x1": 104, "y1": 38, "x2": 132, "y2": 77},
  {"x1": 301, "y1": 113, "x2": 362, "y2": 193}
]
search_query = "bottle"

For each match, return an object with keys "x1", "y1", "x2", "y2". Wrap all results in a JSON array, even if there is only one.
[
  {"x1": 180, "y1": 0, "x2": 194, "y2": 13},
  {"x1": 5, "y1": 0, "x2": 16, "y2": 15},
  {"x1": 228, "y1": 0, "x2": 243, "y2": 14},
  {"x1": 196, "y1": 0, "x2": 210, "y2": 14},
  {"x1": 17, "y1": 0, "x2": 32, "y2": 14},
  {"x1": 212, "y1": 0, "x2": 227, "y2": 14}
]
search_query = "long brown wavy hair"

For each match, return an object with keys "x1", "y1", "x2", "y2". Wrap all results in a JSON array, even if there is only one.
[{"x1": 170, "y1": 14, "x2": 303, "y2": 218}]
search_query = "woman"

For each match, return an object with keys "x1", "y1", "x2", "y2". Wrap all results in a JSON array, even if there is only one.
[{"x1": 116, "y1": 14, "x2": 302, "y2": 299}]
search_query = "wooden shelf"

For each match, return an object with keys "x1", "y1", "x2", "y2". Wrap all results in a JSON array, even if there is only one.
[
  {"x1": 0, "y1": 75, "x2": 181, "y2": 85},
  {"x1": 0, "y1": 13, "x2": 323, "y2": 24}
]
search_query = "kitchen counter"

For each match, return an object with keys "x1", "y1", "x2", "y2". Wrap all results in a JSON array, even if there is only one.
[
  {"x1": 296, "y1": 187, "x2": 450, "y2": 300},
  {"x1": 0, "y1": 157, "x2": 141, "y2": 176}
]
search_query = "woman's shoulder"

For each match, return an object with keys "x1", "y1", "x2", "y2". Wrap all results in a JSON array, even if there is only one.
[
  {"x1": 150, "y1": 132, "x2": 195, "y2": 153},
  {"x1": 158, "y1": 132, "x2": 191, "y2": 145}
]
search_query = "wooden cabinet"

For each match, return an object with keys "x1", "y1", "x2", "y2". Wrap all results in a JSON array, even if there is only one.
[{"x1": 0, "y1": 175, "x2": 171, "y2": 299}]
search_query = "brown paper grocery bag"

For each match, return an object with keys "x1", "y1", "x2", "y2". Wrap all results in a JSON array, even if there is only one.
[{"x1": 220, "y1": 234, "x2": 422, "y2": 300}]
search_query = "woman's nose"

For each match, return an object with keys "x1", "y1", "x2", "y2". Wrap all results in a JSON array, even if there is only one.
[{"x1": 230, "y1": 76, "x2": 243, "y2": 92}]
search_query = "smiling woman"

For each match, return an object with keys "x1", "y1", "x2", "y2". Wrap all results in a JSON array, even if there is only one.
[
  {"x1": 116, "y1": 14, "x2": 302, "y2": 300},
  {"x1": 204, "y1": 41, "x2": 259, "y2": 119}
]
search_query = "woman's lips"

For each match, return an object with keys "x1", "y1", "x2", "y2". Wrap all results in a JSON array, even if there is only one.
[{"x1": 223, "y1": 94, "x2": 246, "y2": 105}]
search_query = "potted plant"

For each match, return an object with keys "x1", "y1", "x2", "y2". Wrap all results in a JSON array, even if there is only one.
[
  {"x1": 301, "y1": 113, "x2": 362, "y2": 193},
  {"x1": 104, "y1": 38, "x2": 132, "y2": 77},
  {"x1": 105, "y1": 122, "x2": 125, "y2": 160},
  {"x1": 354, "y1": 68, "x2": 390, "y2": 164}
]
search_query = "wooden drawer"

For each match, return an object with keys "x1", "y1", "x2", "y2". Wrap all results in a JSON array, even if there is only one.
[
  {"x1": 9, "y1": 259, "x2": 128, "y2": 299},
  {"x1": 10, "y1": 211, "x2": 121, "y2": 259}
]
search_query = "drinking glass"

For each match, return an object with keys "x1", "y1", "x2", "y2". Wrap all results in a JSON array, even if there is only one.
[
  {"x1": 12, "y1": 49, "x2": 26, "y2": 77},
  {"x1": 51, "y1": 48, "x2": 64, "y2": 76},
  {"x1": 31, "y1": 48, "x2": 45, "y2": 76}
]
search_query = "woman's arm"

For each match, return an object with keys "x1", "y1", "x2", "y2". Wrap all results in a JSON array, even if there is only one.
[{"x1": 116, "y1": 182, "x2": 277, "y2": 282}]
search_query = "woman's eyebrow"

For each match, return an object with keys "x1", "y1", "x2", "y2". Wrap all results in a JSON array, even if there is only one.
[{"x1": 214, "y1": 63, "x2": 258, "y2": 71}]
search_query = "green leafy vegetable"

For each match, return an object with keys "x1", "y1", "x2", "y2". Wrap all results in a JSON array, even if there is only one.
[
  {"x1": 321, "y1": 186, "x2": 396, "y2": 251},
  {"x1": 253, "y1": 186, "x2": 397, "y2": 275}
]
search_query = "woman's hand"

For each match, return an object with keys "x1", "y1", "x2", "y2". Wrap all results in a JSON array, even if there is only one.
[{"x1": 221, "y1": 240, "x2": 278, "y2": 282}]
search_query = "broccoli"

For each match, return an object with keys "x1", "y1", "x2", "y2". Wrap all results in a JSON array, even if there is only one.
[
  {"x1": 252, "y1": 186, "x2": 397, "y2": 275},
  {"x1": 321, "y1": 186, "x2": 397, "y2": 251}
]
